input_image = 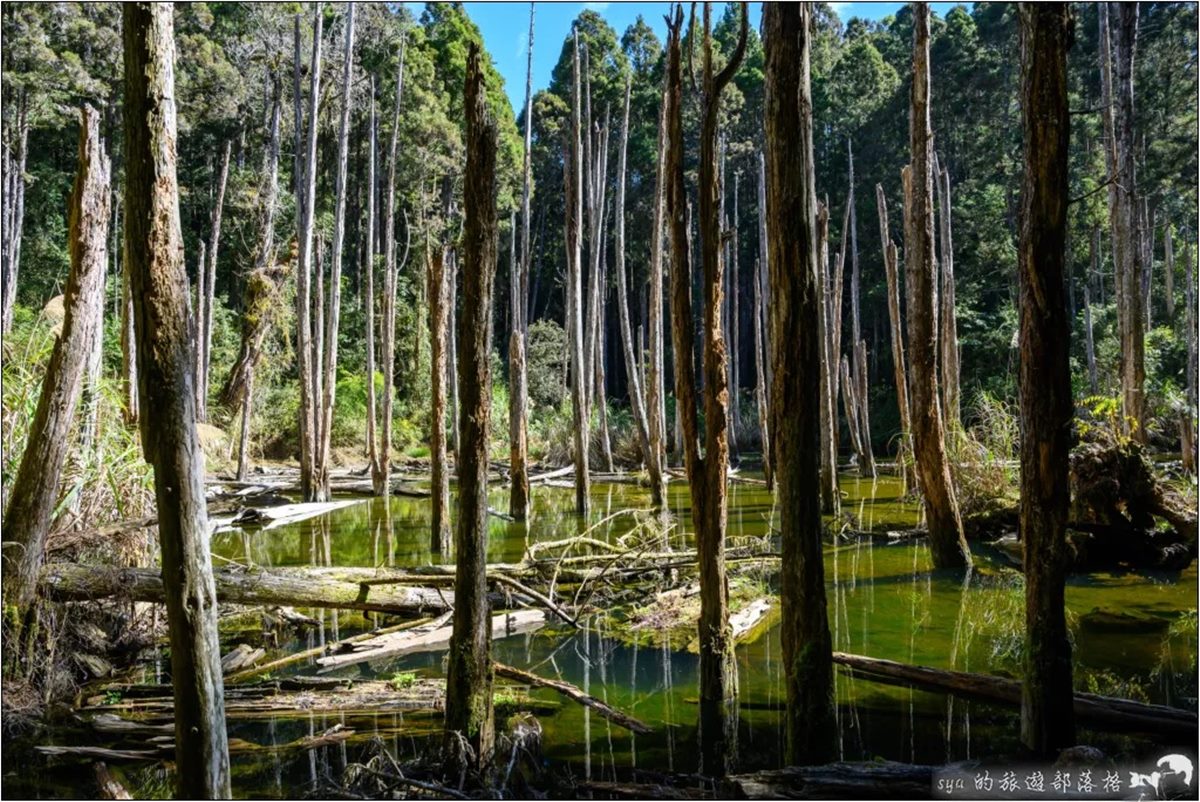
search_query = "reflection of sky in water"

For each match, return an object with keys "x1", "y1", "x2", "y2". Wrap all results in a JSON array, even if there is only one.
[{"x1": 10, "y1": 476, "x2": 1193, "y2": 797}]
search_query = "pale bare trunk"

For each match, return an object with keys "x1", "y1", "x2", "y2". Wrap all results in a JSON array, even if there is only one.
[
  {"x1": 815, "y1": 204, "x2": 835, "y2": 508},
  {"x1": 877, "y1": 183, "x2": 914, "y2": 490},
  {"x1": 509, "y1": 3, "x2": 534, "y2": 520},
  {"x1": 1164, "y1": 221, "x2": 1175, "y2": 322},
  {"x1": 1085, "y1": 228, "x2": 1100, "y2": 395},
  {"x1": 568, "y1": 30, "x2": 590, "y2": 516},
  {"x1": 365, "y1": 79, "x2": 379, "y2": 479},
  {"x1": 646, "y1": 69, "x2": 670, "y2": 507},
  {"x1": 935, "y1": 156, "x2": 961, "y2": 433},
  {"x1": 429, "y1": 242, "x2": 451, "y2": 552},
  {"x1": 198, "y1": 140, "x2": 231, "y2": 423}
]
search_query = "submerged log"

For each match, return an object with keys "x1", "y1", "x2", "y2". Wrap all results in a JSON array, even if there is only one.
[
  {"x1": 832, "y1": 651, "x2": 1196, "y2": 739},
  {"x1": 493, "y1": 662, "x2": 652, "y2": 734},
  {"x1": 39, "y1": 563, "x2": 452, "y2": 616},
  {"x1": 723, "y1": 761, "x2": 936, "y2": 799}
]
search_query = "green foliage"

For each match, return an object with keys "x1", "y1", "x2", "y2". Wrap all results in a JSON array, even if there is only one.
[
  {"x1": 526, "y1": 319, "x2": 567, "y2": 410},
  {"x1": 389, "y1": 670, "x2": 417, "y2": 690}
]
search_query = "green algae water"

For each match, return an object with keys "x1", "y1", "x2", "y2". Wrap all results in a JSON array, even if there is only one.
[{"x1": 7, "y1": 475, "x2": 1196, "y2": 797}]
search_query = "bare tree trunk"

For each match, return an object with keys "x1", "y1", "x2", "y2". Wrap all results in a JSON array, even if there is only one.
[
  {"x1": 1164, "y1": 221, "x2": 1175, "y2": 322},
  {"x1": 731, "y1": 170, "x2": 742, "y2": 459},
  {"x1": 646, "y1": 69, "x2": 670, "y2": 508},
  {"x1": 364, "y1": 79, "x2": 379, "y2": 479},
  {"x1": 509, "y1": 3, "x2": 535, "y2": 521},
  {"x1": 1184, "y1": 240, "x2": 1196, "y2": 475},
  {"x1": 294, "y1": 8, "x2": 323, "y2": 502},
  {"x1": 754, "y1": 256, "x2": 773, "y2": 493},
  {"x1": 854, "y1": 339, "x2": 876, "y2": 476},
  {"x1": 448, "y1": 249, "x2": 460, "y2": 455},
  {"x1": 764, "y1": 4, "x2": 836, "y2": 765},
  {"x1": 756, "y1": 152, "x2": 776, "y2": 486},
  {"x1": 567, "y1": 29, "x2": 590, "y2": 516},
  {"x1": 1, "y1": 95, "x2": 28, "y2": 336},
  {"x1": 1085, "y1": 228, "x2": 1100, "y2": 395},
  {"x1": 816, "y1": 204, "x2": 836, "y2": 509},
  {"x1": 444, "y1": 42, "x2": 497, "y2": 776},
  {"x1": 613, "y1": 75, "x2": 654, "y2": 485},
  {"x1": 720, "y1": 142, "x2": 740, "y2": 462},
  {"x1": 877, "y1": 184, "x2": 914, "y2": 491},
  {"x1": 314, "y1": 4, "x2": 356, "y2": 501},
  {"x1": 1018, "y1": 3, "x2": 1075, "y2": 756},
  {"x1": 198, "y1": 140, "x2": 231, "y2": 423},
  {"x1": 3, "y1": 106, "x2": 109, "y2": 615},
  {"x1": 935, "y1": 156, "x2": 962, "y2": 433},
  {"x1": 840, "y1": 355, "x2": 864, "y2": 462},
  {"x1": 847, "y1": 140, "x2": 875, "y2": 478},
  {"x1": 905, "y1": 3, "x2": 971, "y2": 570},
  {"x1": 378, "y1": 35, "x2": 407, "y2": 497},
  {"x1": 665, "y1": 4, "x2": 747, "y2": 777},
  {"x1": 429, "y1": 241, "x2": 451, "y2": 553},
  {"x1": 122, "y1": 6, "x2": 230, "y2": 793},
  {"x1": 194, "y1": 238, "x2": 206, "y2": 408},
  {"x1": 1142, "y1": 200, "x2": 1154, "y2": 327},
  {"x1": 121, "y1": 255, "x2": 139, "y2": 425}
]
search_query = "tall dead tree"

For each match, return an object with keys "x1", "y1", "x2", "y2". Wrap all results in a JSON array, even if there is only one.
[
  {"x1": 613, "y1": 74, "x2": 655, "y2": 492},
  {"x1": 756, "y1": 151, "x2": 775, "y2": 488},
  {"x1": 1, "y1": 92, "x2": 28, "y2": 335},
  {"x1": 444, "y1": 41, "x2": 498, "y2": 776},
  {"x1": 1017, "y1": 2, "x2": 1075, "y2": 756},
  {"x1": 646, "y1": 68, "x2": 670, "y2": 507},
  {"x1": 122, "y1": 5, "x2": 230, "y2": 794},
  {"x1": 294, "y1": 8, "x2": 323, "y2": 501},
  {"x1": 816, "y1": 204, "x2": 838, "y2": 511},
  {"x1": 1085, "y1": 227, "x2": 1100, "y2": 395},
  {"x1": 197, "y1": 140, "x2": 231, "y2": 423},
  {"x1": 1100, "y1": 3, "x2": 1146, "y2": 441},
  {"x1": 1164, "y1": 221, "x2": 1175, "y2": 322},
  {"x1": 666, "y1": 3, "x2": 747, "y2": 777},
  {"x1": 905, "y1": 2, "x2": 971, "y2": 570},
  {"x1": 847, "y1": 140, "x2": 876, "y2": 478},
  {"x1": 1183, "y1": 240, "x2": 1196, "y2": 475},
  {"x1": 764, "y1": 2, "x2": 836, "y2": 765},
  {"x1": 121, "y1": 255, "x2": 139, "y2": 426},
  {"x1": 509, "y1": 3, "x2": 534, "y2": 521},
  {"x1": 3, "y1": 106, "x2": 109, "y2": 616},
  {"x1": 934, "y1": 155, "x2": 962, "y2": 432},
  {"x1": 567, "y1": 28, "x2": 590, "y2": 516},
  {"x1": 877, "y1": 183, "x2": 914, "y2": 490},
  {"x1": 429, "y1": 237, "x2": 451, "y2": 553},
  {"x1": 313, "y1": 4, "x2": 356, "y2": 499},
  {"x1": 364, "y1": 79, "x2": 380, "y2": 480},
  {"x1": 377, "y1": 34, "x2": 408, "y2": 496}
]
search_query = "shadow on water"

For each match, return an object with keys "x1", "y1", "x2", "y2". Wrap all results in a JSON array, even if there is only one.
[{"x1": 7, "y1": 473, "x2": 1196, "y2": 796}]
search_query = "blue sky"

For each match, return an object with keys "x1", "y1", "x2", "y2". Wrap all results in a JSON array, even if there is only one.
[{"x1": 414, "y1": 3, "x2": 962, "y2": 114}]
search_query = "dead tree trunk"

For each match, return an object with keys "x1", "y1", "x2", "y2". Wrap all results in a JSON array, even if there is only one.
[
  {"x1": 756, "y1": 152, "x2": 776, "y2": 489},
  {"x1": 1164, "y1": 221, "x2": 1175, "y2": 323},
  {"x1": 509, "y1": 3, "x2": 534, "y2": 521},
  {"x1": 847, "y1": 140, "x2": 876, "y2": 478},
  {"x1": 1184, "y1": 240, "x2": 1196, "y2": 475},
  {"x1": 1, "y1": 95, "x2": 28, "y2": 336},
  {"x1": 731, "y1": 171, "x2": 742, "y2": 460},
  {"x1": 666, "y1": 4, "x2": 747, "y2": 777},
  {"x1": 197, "y1": 140, "x2": 231, "y2": 424},
  {"x1": 2, "y1": 106, "x2": 110, "y2": 615},
  {"x1": 763, "y1": 3, "x2": 837, "y2": 765},
  {"x1": 877, "y1": 184, "x2": 914, "y2": 491},
  {"x1": 444, "y1": 42, "x2": 498, "y2": 776},
  {"x1": 428, "y1": 239, "x2": 451, "y2": 553},
  {"x1": 646, "y1": 68, "x2": 670, "y2": 508},
  {"x1": 754, "y1": 256, "x2": 773, "y2": 493},
  {"x1": 816, "y1": 204, "x2": 837, "y2": 510},
  {"x1": 122, "y1": 5, "x2": 230, "y2": 794},
  {"x1": 448, "y1": 249, "x2": 460, "y2": 455},
  {"x1": 934, "y1": 155, "x2": 962, "y2": 433},
  {"x1": 1085, "y1": 228, "x2": 1100, "y2": 395},
  {"x1": 1017, "y1": 4, "x2": 1075, "y2": 755},
  {"x1": 595, "y1": 250, "x2": 615, "y2": 472},
  {"x1": 314, "y1": 4, "x2": 356, "y2": 501},
  {"x1": 364, "y1": 80, "x2": 379, "y2": 479},
  {"x1": 613, "y1": 75, "x2": 654, "y2": 486},
  {"x1": 905, "y1": 3, "x2": 971, "y2": 570},
  {"x1": 378, "y1": 36, "x2": 407, "y2": 497},
  {"x1": 567, "y1": 29, "x2": 591, "y2": 516},
  {"x1": 294, "y1": 8, "x2": 323, "y2": 502}
]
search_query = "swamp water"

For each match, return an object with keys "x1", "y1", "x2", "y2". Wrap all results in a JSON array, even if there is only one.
[{"x1": 7, "y1": 475, "x2": 1197, "y2": 798}]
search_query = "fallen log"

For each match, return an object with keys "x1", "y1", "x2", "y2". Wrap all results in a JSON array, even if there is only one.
[
  {"x1": 833, "y1": 651, "x2": 1196, "y2": 739},
  {"x1": 316, "y1": 609, "x2": 546, "y2": 672},
  {"x1": 493, "y1": 662, "x2": 653, "y2": 735},
  {"x1": 221, "y1": 643, "x2": 266, "y2": 674},
  {"x1": 93, "y1": 762, "x2": 132, "y2": 800},
  {"x1": 529, "y1": 464, "x2": 575, "y2": 483},
  {"x1": 722, "y1": 760, "x2": 936, "y2": 799},
  {"x1": 40, "y1": 563, "x2": 452, "y2": 617}
]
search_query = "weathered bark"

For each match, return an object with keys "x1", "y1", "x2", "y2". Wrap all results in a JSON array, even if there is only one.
[
  {"x1": 854, "y1": 339, "x2": 876, "y2": 477},
  {"x1": 613, "y1": 75, "x2": 654, "y2": 487},
  {"x1": 1017, "y1": 2, "x2": 1075, "y2": 757},
  {"x1": 595, "y1": 250, "x2": 614, "y2": 472},
  {"x1": 448, "y1": 249, "x2": 461, "y2": 455},
  {"x1": 763, "y1": 2, "x2": 836, "y2": 766},
  {"x1": 1101, "y1": 4, "x2": 1146, "y2": 441},
  {"x1": 313, "y1": 4, "x2": 356, "y2": 500},
  {"x1": 1164, "y1": 221, "x2": 1175, "y2": 322},
  {"x1": 40, "y1": 563, "x2": 454, "y2": 617},
  {"x1": 294, "y1": 8, "x2": 323, "y2": 502},
  {"x1": 905, "y1": 4, "x2": 971, "y2": 570},
  {"x1": 934, "y1": 155, "x2": 961, "y2": 433},
  {"x1": 753, "y1": 256, "x2": 773, "y2": 494},
  {"x1": 646, "y1": 69, "x2": 670, "y2": 508},
  {"x1": 1085, "y1": 228, "x2": 1100, "y2": 395},
  {"x1": 509, "y1": 3, "x2": 534, "y2": 521},
  {"x1": 122, "y1": 5, "x2": 230, "y2": 794},
  {"x1": 2, "y1": 106, "x2": 110, "y2": 614},
  {"x1": 1184, "y1": 240, "x2": 1197, "y2": 475},
  {"x1": 197, "y1": 140, "x2": 231, "y2": 423},
  {"x1": 666, "y1": 4, "x2": 747, "y2": 777},
  {"x1": 731, "y1": 171, "x2": 742, "y2": 460},
  {"x1": 567, "y1": 29, "x2": 591, "y2": 516},
  {"x1": 120, "y1": 256, "x2": 139, "y2": 425},
  {"x1": 378, "y1": 36, "x2": 407, "y2": 496},
  {"x1": 840, "y1": 355, "x2": 864, "y2": 462},
  {"x1": 756, "y1": 152, "x2": 775, "y2": 486},
  {"x1": 429, "y1": 241, "x2": 451, "y2": 553},
  {"x1": 847, "y1": 140, "x2": 876, "y2": 477},
  {"x1": 877, "y1": 184, "x2": 914, "y2": 490},
  {"x1": 444, "y1": 42, "x2": 498, "y2": 775}
]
